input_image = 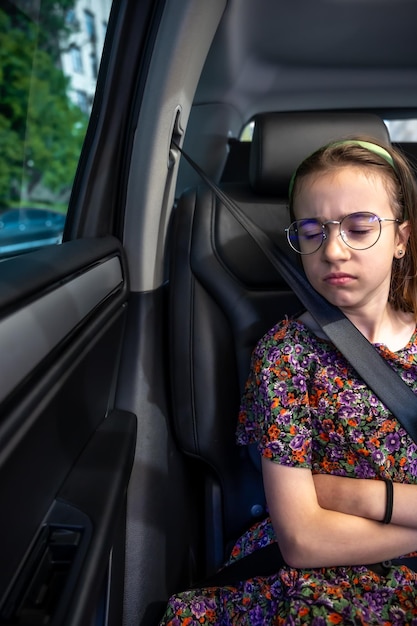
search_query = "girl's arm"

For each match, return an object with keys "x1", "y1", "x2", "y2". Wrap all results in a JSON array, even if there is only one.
[
  {"x1": 313, "y1": 473, "x2": 417, "y2": 528},
  {"x1": 262, "y1": 457, "x2": 417, "y2": 569}
]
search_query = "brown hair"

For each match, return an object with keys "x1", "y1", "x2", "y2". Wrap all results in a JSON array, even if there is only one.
[{"x1": 289, "y1": 137, "x2": 417, "y2": 319}]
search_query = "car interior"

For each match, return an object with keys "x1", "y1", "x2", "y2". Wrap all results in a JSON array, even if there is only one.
[{"x1": 1, "y1": 0, "x2": 417, "y2": 625}]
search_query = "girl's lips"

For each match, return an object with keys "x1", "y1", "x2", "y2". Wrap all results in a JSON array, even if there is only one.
[{"x1": 324, "y1": 273, "x2": 355, "y2": 286}]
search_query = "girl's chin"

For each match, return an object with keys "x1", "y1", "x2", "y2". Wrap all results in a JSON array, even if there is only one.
[{"x1": 316, "y1": 290, "x2": 355, "y2": 309}]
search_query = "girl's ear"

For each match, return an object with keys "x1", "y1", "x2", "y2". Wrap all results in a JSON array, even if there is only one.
[{"x1": 396, "y1": 220, "x2": 411, "y2": 254}]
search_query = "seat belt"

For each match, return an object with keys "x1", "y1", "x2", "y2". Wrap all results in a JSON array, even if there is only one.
[
  {"x1": 193, "y1": 542, "x2": 417, "y2": 587},
  {"x1": 173, "y1": 141, "x2": 417, "y2": 443}
]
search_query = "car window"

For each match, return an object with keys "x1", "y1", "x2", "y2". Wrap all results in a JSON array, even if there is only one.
[
  {"x1": 240, "y1": 119, "x2": 417, "y2": 143},
  {"x1": 384, "y1": 119, "x2": 417, "y2": 142},
  {"x1": 0, "y1": 0, "x2": 112, "y2": 259}
]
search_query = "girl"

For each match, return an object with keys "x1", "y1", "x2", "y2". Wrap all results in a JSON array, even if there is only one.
[{"x1": 160, "y1": 138, "x2": 417, "y2": 624}]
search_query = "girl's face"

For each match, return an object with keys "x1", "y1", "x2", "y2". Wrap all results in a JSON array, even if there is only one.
[{"x1": 293, "y1": 166, "x2": 410, "y2": 317}]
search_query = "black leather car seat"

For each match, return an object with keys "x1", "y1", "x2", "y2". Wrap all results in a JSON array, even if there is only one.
[{"x1": 169, "y1": 111, "x2": 391, "y2": 576}]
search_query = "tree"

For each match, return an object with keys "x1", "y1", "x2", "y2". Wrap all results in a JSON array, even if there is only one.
[
  {"x1": 0, "y1": 2, "x2": 88, "y2": 208},
  {"x1": 9, "y1": 0, "x2": 77, "y2": 60}
]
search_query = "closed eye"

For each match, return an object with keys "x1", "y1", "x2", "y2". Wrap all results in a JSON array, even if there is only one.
[
  {"x1": 298, "y1": 221, "x2": 323, "y2": 240},
  {"x1": 346, "y1": 227, "x2": 373, "y2": 236},
  {"x1": 301, "y1": 231, "x2": 323, "y2": 240}
]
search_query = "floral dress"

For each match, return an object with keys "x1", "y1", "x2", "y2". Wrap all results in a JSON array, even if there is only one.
[{"x1": 160, "y1": 318, "x2": 417, "y2": 625}]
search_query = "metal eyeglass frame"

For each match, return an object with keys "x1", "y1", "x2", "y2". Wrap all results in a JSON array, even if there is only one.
[{"x1": 285, "y1": 211, "x2": 401, "y2": 255}]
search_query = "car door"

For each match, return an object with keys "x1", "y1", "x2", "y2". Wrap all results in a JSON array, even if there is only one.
[
  {"x1": 0, "y1": 236, "x2": 135, "y2": 625},
  {"x1": 0, "y1": 1, "x2": 153, "y2": 624}
]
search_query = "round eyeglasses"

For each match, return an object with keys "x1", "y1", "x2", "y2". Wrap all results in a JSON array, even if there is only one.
[{"x1": 285, "y1": 212, "x2": 401, "y2": 255}]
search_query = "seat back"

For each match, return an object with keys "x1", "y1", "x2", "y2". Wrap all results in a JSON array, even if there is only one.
[{"x1": 169, "y1": 111, "x2": 391, "y2": 573}]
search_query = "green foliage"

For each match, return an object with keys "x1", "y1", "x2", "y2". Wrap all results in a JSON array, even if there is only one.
[{"x1": 0, "y1": 2, "x2": 88, "y2": 208}]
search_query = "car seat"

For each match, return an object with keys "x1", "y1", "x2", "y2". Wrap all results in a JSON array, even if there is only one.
[{"x1": 169, "y1": 111, "x2": 391, "y2": 577}]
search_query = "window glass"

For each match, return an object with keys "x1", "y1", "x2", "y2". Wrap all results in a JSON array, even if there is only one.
[
  {"x1": 240, "y1": 118, "x2": 417, "y2": 143},
  {"x1": 0, "y1": 0, "x2": 112, "y2": 259},
  {"x1": 240, "y1": 121, "x2": 254, "y2": 142},
  {"x1": 384, "y1": 119, "x2": 417, "y2": 142}
]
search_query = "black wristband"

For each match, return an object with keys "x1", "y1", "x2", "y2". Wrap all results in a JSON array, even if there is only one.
[{"x1": 382, "y1": 478, "x2": 393, "y2": 524}]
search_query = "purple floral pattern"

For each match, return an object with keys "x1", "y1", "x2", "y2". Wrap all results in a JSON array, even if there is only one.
[{"x1": 160, "y1": 319, "x2": 417, "y2": 625}]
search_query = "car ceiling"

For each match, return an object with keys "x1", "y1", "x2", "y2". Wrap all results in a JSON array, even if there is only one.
[{"x1": 193, "y1": 0, "x2": 417, "y2": 119}]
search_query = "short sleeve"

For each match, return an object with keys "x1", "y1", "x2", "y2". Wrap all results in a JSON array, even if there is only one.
[{"x1": 236, "y1": 319, "x2": 313, "y2": 468}]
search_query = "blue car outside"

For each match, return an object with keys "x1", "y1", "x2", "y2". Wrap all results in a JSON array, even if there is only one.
[{"x1": 0, "y1": 208, "x2": 66, "y2": 257}]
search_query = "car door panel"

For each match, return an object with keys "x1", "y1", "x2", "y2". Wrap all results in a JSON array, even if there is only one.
[
  {"x1": 0, "y1": 236, "x2": 136, "y2": 625},
  {"x1": 1, "y1": 254, "x2": 123, "y2": 404}
]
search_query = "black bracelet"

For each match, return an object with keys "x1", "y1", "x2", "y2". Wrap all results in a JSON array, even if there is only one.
[{"x1": 382, "y1": 478, "x2": 394, "y2": 524}]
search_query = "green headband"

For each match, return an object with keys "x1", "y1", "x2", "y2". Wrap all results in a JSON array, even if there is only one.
[{"x1": 288, "y1": 140, "x2": 396, "y2": 199}]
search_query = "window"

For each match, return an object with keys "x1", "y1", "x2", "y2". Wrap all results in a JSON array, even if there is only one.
[
  {"x1": 240, "y1": 118, "x2": 417, "y2": 143},
  {"x1": 70, "y1": 45, "x2": 83, "y2": 73},
  {"x1": 384, "y1": 119, "x2": 417, "y2": 142},
  {"x1": 84, "y1": 10, "x2": 96, "y2": 41},
  {"x1": 240, "y1": 121, "x2": 254, "y2": 142},
  {"x1": 74, "y1": 90, "x2": 89, "y2": 114},
  {"x1": 90, "y1": 51, "x2": 98, "y2": 80},
  {"x1": 66, "y1": 9, "x2": 78, "y2": 28},
  {"x1": 0, "y1": 0, "x2": 112, "y2": 259}
]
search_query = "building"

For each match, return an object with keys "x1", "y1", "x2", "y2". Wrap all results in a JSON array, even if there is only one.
[{"x1": 61, "y1": 0, "x2": 112, "y2": 113}]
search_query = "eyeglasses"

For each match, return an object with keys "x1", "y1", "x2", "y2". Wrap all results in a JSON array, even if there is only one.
[{"x1": 285, "y1": 212, "x2": 401, "y2": 255}]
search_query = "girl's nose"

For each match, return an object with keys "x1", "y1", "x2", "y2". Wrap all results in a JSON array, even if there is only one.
[{"x1": 321, "y1": 226, "x2": 350, "y2": 260}]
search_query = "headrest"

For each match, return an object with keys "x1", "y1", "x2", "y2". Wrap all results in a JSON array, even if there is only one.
[{"x1": 249, "y1": 112, "x2": 391, "y2": 196}]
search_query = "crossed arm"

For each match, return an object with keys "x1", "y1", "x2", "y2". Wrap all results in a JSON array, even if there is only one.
[{"x1": 262, "y1": 457, "x2": 417, "y2": 569}]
